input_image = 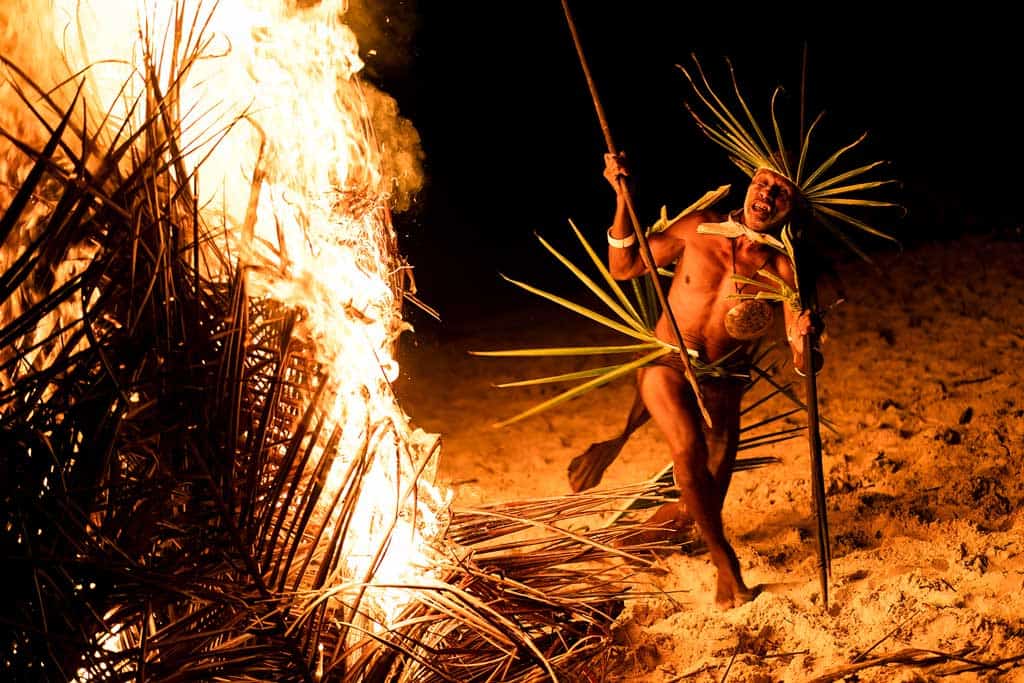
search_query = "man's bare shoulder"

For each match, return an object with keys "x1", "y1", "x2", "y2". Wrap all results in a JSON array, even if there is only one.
[{"x1": 664, "y1": 207, "x2": 729, "y2": 237}]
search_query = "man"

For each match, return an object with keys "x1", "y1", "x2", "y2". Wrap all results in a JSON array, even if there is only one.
[{"x1": 603, "y1": 152, "x2": 819, "y2": 609}]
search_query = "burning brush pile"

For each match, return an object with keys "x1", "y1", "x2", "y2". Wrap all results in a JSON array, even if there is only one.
[{"x1": 0, "y1": 1, "x2": 671, "y2": 681}]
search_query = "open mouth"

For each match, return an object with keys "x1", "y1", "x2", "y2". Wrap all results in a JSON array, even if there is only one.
[{"x1": 751, "y1": 201, "x2": 772, "y2": 220}]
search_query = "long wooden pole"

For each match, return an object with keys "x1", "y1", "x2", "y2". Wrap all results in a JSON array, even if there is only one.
[
  {"x1": 798, "y1": 254, "x2": 831, "y2": 610},
  {"x1": 798, "y1": 41, "x2": 831, "y2": 609},
  {"x1": 559, "y1": 0, "x2": 711, "y2": 428}
]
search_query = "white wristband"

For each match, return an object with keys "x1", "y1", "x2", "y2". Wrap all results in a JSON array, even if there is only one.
[{"x1": 607, "y1": 228, "x2": 637, "y2": 248}]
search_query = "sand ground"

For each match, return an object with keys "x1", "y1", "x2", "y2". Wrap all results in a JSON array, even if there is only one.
[{"x1": 396, "y1": 231, "x2": 1024, "y2": 682}]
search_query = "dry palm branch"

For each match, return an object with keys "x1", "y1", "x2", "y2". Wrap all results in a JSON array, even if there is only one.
[{"x1": 0, "y1": 19, "x2": 687, "y2": 683}]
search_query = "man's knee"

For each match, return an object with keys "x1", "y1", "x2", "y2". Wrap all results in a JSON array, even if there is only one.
[{"x1": 671, "y1": 449, "x2": 708, "y2": 489}]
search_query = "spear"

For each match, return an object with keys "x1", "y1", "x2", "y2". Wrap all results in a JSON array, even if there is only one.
[
  {"x1": 797, "y1": 41, "x2": 832, "y2": 609},
  {"x1": 559, "y1": 0, "x2": 711, "y2": 428}
]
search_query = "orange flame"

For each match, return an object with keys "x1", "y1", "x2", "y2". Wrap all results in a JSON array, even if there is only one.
[{"x1": 2, "y1": 0, "x2": 442, "y2": 652}]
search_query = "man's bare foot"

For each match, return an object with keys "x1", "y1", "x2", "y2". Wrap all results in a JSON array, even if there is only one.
[
  {"x1": 714, "y1": 574, "x2": 758, "y2": 609},
  {"x1": 615, "y1": 500, "x2": 698, "y2": 548}
]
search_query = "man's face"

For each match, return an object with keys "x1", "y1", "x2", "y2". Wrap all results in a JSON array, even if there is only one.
[{"x1": 743, "y1": 169, "x2": 797, "y2": 232}]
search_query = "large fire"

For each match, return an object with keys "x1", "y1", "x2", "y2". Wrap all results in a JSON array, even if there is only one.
[{"x1": 1, "y1": 0, "x2": 448, "y2": 674}]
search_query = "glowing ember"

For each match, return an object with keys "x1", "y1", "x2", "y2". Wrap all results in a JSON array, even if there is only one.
[{"x1": 2, "y1": 0, "x2": 443, "y2": 668}]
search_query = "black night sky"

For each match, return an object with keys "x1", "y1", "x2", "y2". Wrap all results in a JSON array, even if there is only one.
[{"x1": 357, "y1": 3, "x2": 1020, "y2": 330}]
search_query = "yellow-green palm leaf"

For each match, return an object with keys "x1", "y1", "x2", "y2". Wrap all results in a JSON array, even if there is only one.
[{"x1": 677, "y1": 54, "x2": 903, "y2": 257}]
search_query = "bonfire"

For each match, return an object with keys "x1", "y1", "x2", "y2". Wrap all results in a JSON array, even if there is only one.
[{"x1": 0, "y1": 2, "x2": 672, "y2": 681}]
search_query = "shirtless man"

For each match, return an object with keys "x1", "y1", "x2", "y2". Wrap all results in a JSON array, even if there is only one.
[{"x1": 604, "y1": 152, "x2": 819, "y2": 609}]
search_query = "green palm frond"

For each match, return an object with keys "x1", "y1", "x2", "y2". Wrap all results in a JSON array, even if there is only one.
[
  {"x1": 493, "y1": 362, "x2": 656, "y2": 388},
  {"x1": 813, "y1": 186, "x2": 901, "y2": 203},
  {"x1": 804, "y1": 160, "x2": 890, "y2": 195},
  {"x1": 490, "y1": 346, "x2": 671, "y2": 428},
  {"x1": 566, "y1": 219, "x2": 644, "y2": 325},
  {"x1": 794, "y1": 111, "x2": 824, "y2": 184},
  {"x1": 801, "y1": 131, "x2": 870, "y2": 188},
  {"x1": 648, "y1": 185, "x2": 732, "y2": 234},
  {"x1": 535, "y1": 230, "x2": 646, "y2": 332},
  {"x1": 768, "y1": 87, "x2": 792, "y2": 180},
  {"x1": 631, "y1": 275, "x2": 659, "y2": 327},
  {"x1": 498, "y1": 273, "x2": 656, "y2": 343},
  {"x1": 729, "y1": 268, "x2": 800, "y2": 311},
  {"x1": 815, "y1": 203, "x2": 902, "y2": 246},
  {"x1": 471, "y1": 342, "x2": 662, "y2": 359}
]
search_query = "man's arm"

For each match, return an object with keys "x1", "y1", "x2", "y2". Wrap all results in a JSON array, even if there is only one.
[{"x1": 604, "y1": 153, "x2": 686, "y2": 280}]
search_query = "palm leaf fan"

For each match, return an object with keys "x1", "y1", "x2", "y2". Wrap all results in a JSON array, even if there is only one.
[
  {"x1": 471, "y1": 212, "x2": 825, "y2": 434},
  {"x1": 470, "y1": 194, "x2": 736, "y2": 428}
]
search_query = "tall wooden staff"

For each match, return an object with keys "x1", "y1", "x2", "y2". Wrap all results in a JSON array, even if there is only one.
[
  {"x1": 796, "y1": 242, "x2": 831, "y2": 609},
  {"x1": 797, "y1": 43, "x2": 832, "y2": 609},
  {"x1": 559, "y1": 0, "x2": 711, "y2": 428}
]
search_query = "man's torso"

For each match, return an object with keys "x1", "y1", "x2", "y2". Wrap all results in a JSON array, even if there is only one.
[{"x1": 656, "y1": 210, "x2": 783, "y2": 362}]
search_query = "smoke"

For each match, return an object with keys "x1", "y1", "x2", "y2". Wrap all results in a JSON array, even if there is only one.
[
  {"x1": 345, "y1": 0, "x2": 424, "y2": 214},
  {"x1": 362, "y1": 82, "x2": 424, "y2": 214},
  {"x1": 345, "y1": 0, "x2": 418, "y2": 78}
]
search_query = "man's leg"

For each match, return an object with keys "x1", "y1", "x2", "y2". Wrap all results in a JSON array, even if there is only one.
[
  {"x1": 629, "y1": 378, "x2": 743, "y2": 540},
  {"x1": 703, "y1": 379, "x2": 743, "y2": 501},
  {"x1": 639, "y1": 365, "x2": 753, "y2": 609}
]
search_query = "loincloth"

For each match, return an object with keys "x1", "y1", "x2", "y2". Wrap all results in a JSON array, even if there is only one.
[{"x1": 645, "y1": 347, "x2": 750, "y2": 383}]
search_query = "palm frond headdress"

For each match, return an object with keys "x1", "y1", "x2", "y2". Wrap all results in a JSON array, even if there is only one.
[{"x1": 678, "y1": 54, "x2": 902, "y2": 257}]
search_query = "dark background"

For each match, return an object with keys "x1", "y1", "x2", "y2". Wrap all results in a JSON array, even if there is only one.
[{"x1": 356, "y1": 3, "x2": 1020, "y2": 329}]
